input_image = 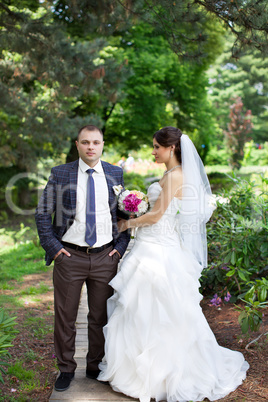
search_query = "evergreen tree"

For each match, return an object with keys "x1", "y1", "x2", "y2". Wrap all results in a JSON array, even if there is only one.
[
  {"x1": 208, "y1": 37, "x2": 268, "y2": 143},
  {"x1": 53, "y1": 0, "x2": 268, "y2": 58},
  {"x1": 0, "y1": 1, "x2": 128, "y2": 172}
]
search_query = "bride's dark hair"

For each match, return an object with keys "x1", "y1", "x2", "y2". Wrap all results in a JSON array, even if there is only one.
[{"x1": 153, "y1": 126, "x2": 182, "y2": 164}]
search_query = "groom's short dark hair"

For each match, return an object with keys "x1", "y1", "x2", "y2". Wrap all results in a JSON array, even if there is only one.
[{"x1": 77, "y1": 125, "x2": 104, "y2": 140}]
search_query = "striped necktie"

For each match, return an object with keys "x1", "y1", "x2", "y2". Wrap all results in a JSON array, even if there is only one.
[{"x1": 85, "y1": 169, "x2": 97, "y2": 246}]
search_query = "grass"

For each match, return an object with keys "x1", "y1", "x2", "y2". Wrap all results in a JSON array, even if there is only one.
[
  {"x1": 20, "y1": 282, "x2": 51, "y2": 296},
  {"x1": 8, "y1": 361, "x2": 35, "y2": 382},
  {"x1": 0, "y1": 294, "x2": 21, "y2": 307},
  {"x1": 6, "y1": 360, "x2": 41, "y2": 396},
  {"x1": 205, "y1": 164, "x2": 268, "y2": 175},
  {"x1": 0, "y1": 237, "x2": 54, "y2": 399},
  {"x1": 0, "y1": 242, "x2": 46, "y2": 283},
  {"x1": 0, "y1": 222, "x2": 39, "y2": 252},
  {"x1": 24, "y1": 348, "x2": 39, "y2": 361},
  {"x1": 0, "y1": 215, "x2": 52, "y2": 311},
  {"x1": 23, "y1": 312, "x2": 53, "y2": 339}
]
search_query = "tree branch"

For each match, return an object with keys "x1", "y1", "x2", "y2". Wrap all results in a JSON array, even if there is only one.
[{"x1": 0, "y1": 2, "x2": 24, "y2": 21}]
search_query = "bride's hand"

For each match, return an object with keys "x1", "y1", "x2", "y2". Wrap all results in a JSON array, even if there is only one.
[{"x1": 117, "y1": 219, "x2": 128, "y2": 232}]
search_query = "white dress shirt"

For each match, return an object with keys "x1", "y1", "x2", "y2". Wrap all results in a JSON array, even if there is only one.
[{"x1": 62, "y1": 158, "x2": 113, "y2": 247}]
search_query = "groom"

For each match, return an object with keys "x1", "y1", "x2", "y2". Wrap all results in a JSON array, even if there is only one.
[{"x1": 35, "y1": 125, "x2": 130, "y2": 392}]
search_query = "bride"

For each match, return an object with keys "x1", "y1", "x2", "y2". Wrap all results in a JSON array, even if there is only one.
[{"x1": 98, "y1": 126, "x2": 249, "y2": 402}]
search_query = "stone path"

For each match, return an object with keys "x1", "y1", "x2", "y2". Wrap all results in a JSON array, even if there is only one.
[{"x1": 49, "y1": 240, "x2": 136, "y2": 401}]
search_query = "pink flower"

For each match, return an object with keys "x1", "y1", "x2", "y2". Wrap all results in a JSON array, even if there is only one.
[{"x1": 123, "y1": 194, "x2": 142, "y2": 212}]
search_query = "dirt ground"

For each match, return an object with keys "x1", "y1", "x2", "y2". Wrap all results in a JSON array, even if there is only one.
[{"x1": 1, "y1": 270, "x2": 267, "y2": 402}]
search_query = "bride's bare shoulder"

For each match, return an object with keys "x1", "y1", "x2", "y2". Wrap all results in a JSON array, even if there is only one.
[{"x1": 161, "y1": 169, "x2": 183, "y2": 188}]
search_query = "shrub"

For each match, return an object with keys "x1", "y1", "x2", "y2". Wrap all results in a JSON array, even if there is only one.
[
  {"x1": 205, "y1": 147, "x2": 229, "y2": 166},
  {"x1": 123, "y1": 172, "x2": 148, "y2": 193},
  {"x1": 202, "y1": 173, "x2": 268, "y2": 298},
  {"x1": 207, "y1": 172, "x2": 234, "y2": 192},
  {"x1": 243, "y1": 141, "x2": 268, "y2": 166},
  {"x1": 201, "y1": 173, "x2": 268, "y2": 333},
  {"x1": 0, "y1": 308, "x2": 18, "y2": 383}
]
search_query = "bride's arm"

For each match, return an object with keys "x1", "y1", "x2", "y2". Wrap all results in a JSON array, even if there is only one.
[{"x1": 118, "y1": 171, "x2": 182, "y2": 231}]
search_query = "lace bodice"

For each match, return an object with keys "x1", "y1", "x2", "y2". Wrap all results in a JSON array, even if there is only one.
[{"x1": 135, "y1": 182, "x2": 181, "y2": 246}]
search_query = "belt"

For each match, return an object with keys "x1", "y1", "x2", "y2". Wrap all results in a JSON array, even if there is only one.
[{"x1": 61, "y1": 241, "x2": 114, "y2": 254}]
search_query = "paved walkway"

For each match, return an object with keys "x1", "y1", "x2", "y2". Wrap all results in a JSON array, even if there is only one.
[{"x1": 49, "y1": 240, "x2": 136, "y2": 402}]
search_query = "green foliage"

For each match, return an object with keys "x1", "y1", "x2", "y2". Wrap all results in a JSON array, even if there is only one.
[
  {"x1": 0, "y1": 308, "x2": 18, "y2": 383},
  {"x1": 0, "y1": 1, "x2": 127, "y2": 176},
  {"x1": 242, "y1": 277, "x2": 268, "y2": 304},
  {"x1": 203, "y1": 173, "x2": 268, "y2": 299},
  {"x1": 207, "y1": 171, "x2": 236, "y2": 194},
  {"x1": 0, "y1": 0, "x2": 224, "y2": 176},
  {"x1": 205, "y1": 147, "x2": 229, "y2": 166},
  {"x1": 53, "y1": 0, "x2": 268, "y2": 57},
  {"x1": 105, "y1": 22, "x2": 221, "y2": 159},
  {"x1": 123, "y1": 172, "x2": 148, "y2": 193},
  {"x1": 203, "y1": 172, "x2": 268, "y2": 333},
  {"x1": 208, "y1": 40, "x2": 268, "y2": 144},
  {"x1": 242, "y1": 141, "x2": 268, "y2": 166},
  {"x1": 236, "y1": 278, "x2": 268, "y2": 332},
  {"x1": 236, "y1": 299, "x2": 268, "y2": 333},
  {"x1": 1, "y1": 0, "x2": 268, "y2": 200}
]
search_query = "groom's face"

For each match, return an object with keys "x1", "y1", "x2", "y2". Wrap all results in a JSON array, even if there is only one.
[{"x1": 76, "y1": 129, "x2": 104, "y2": 167}]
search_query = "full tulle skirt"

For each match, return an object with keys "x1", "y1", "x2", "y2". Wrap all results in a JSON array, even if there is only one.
[{"x1": 98, "y1": 240, "x2": 249, "y2": 402}]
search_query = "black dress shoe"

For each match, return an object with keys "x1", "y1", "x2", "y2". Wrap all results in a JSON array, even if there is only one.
[
  {"x1": 86, "y1": 369, "x2": 100, "y2": 379},
  {"x1": 54, "y1": 372, "x2": 74, "y2": 392},
  {"x1": 86, "y1": 369, "x2": 109, "y2": 385}
]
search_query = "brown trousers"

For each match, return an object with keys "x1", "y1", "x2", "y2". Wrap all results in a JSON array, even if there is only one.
[{"x1": 53, "y1": 245, "x2": 119, "y2": 373}]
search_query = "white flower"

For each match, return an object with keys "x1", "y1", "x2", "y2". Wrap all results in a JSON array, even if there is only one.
[
  {"x1": 214, "y1": 195, "x2": 230, "y2": 205},
  {"x1": 113, "y1": 184, "x2": 123, "y2": 196},
  {"x1": 137, "y1": 200, "x2": 149, "y2": 216},
  {"x1": 208, "y1": 194, "x2": 217, "y2": 209}
]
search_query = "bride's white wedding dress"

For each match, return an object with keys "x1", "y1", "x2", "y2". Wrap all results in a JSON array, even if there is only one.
[{"x1": 98, "y1": 182, "x2": 249, "y2": 402}]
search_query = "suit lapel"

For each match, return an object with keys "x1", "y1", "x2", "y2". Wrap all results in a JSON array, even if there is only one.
[
  {"x1": 70, "y1": 160, "x2": 79, "y2": 212},
  {"x1": 102, "y1": 161, "x2": 114, "y2": 208}
]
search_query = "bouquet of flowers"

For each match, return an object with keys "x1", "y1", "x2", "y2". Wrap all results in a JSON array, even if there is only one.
[{"x1": 113, "y1": 185, "x2": 149, "y2": 219}]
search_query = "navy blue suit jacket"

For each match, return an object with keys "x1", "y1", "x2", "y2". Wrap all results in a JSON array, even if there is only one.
[{"x1": 35, "y1": 160, "x2": 130, "y2": 265}]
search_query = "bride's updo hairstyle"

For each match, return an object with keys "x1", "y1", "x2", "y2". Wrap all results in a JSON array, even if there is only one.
[{"x1": 153, "y1": 126, "x2": 183, "y2": 164}]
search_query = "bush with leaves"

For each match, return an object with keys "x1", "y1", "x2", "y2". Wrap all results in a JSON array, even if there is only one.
[
  {"x1": 123, "y1": 172, "x2": 148, "y2": 193},
  {"x1": 201, "y1": 173, "x2": 268, "y2": 332},
  {"x1": 202, "y1": 173, "x2": 267, "y2": 296},
  {"x1": 236, "y1": 277, "x2": 268, "y2": 333},
  {"x1": 0, "y1": 308, "x2": 18, "y2": 383}
]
